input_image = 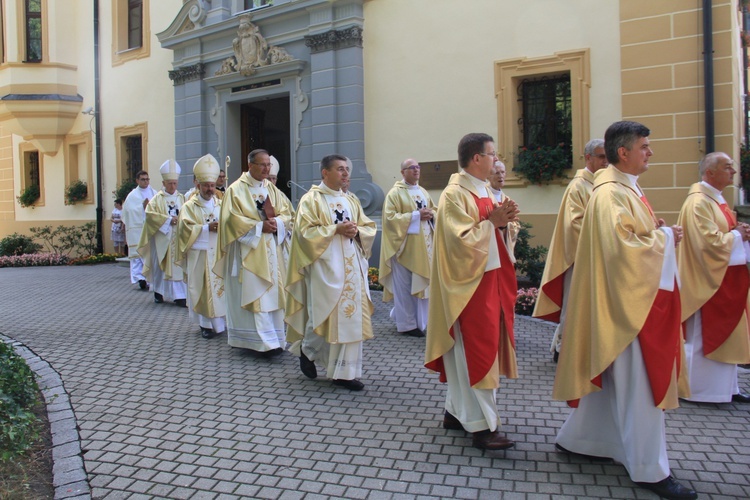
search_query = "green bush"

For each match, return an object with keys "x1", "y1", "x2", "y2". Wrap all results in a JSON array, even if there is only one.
[
  {"x1": 30, "y1": 222, "x2": 99, "y2": 258},
  {"x1": 0, "y1": 342, "x2": 40, "y2": 461},
  {"x1": 0, "y1": 234, "x2": 42, "y2": 257},
  {"x1": 114, "y1": 179, "x2": 136, "y2": 203},
  {"x1": 65, "y1": 180, "x2": 88, "y2": 205},
  {"x1": 515, "y1": 221, "x2": 547, "y2": 288},
  {"x1": 16, "y1": 185, "x2": 40, "y2": 208}
]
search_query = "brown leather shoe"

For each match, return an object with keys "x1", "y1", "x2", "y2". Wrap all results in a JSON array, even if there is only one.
[
  {"x1": 443, "y1": 411, "x2": 463, "y2": 430},
  {"x1": 472, "y1": 430, "x2": 515, "y2": 450}
]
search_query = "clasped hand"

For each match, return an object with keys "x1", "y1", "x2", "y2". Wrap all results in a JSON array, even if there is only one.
[
  {"x1": 488, "y1": 199, "x2": 520, "y2": 228},
  {"x1": 262, "y1": 219, "x2": 277, "y2": 233},
  {"x1": 335, "y1": 221, "x2": 358, "y2": 239},
  {"x1": 419, "y1": 207, "x2": 434, "y2": 221}
]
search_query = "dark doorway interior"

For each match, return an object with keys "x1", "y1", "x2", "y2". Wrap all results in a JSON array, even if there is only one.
[{"x1": 241, "y1": 96, "x2": 291, "y2": 198}]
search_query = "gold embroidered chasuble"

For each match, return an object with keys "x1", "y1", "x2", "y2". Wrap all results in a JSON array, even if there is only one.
[
  {"x1": 379, "y1": 180, "x2": 436, "y2": 302},
  {"x1": 425, "y1": 171, "x2": 518, "y2": 389},
  {"x1": 176, "y1": 195, "x2": 225, "y2": 319},
  {"x1": 677, "y1": 182, "x2": 750, "y2": 364},
  {"x1": 285, "y1": 183, "x2": 377, "y2": 345},
  {"x1": 214, "y1": 173, "x2": 293, "y2": 312},
  {"x1": 533, "y1": 168, "x2": 593, "y2": 320},
  {"x1": 138, "y1": 190, "x2": 185, "y2": 281},
  {"x1": 552, "y1": 166, "x2": 683, "y2": 409}
]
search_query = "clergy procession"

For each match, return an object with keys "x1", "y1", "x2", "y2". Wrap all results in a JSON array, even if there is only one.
[{"x1": 113, "y1": 120, "x2": 750, "y2": 500}]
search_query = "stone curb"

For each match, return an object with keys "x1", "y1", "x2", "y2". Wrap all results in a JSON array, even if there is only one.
[{"x1": 0, "y1": 334, "x2": 91, "y2": 500}]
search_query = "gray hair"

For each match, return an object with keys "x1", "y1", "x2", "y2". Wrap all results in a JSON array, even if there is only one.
[
  {"x1": 584, "y1": 139, "x2": 604, "y2": 156},
  {"x1": 698, "y1": 152, "x2": 728, "y2": 177}
]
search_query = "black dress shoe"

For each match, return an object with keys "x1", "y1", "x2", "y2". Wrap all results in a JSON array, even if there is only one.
[
  {"x1": 400, "y1": 328, "x2": 425, "y2": 338},
  {"x1": 138, "y1": 279, "x2": 148, "y2": 290},
  {"x1": 472, "y1": 430, "x2": 515, "y2": 450},
  {"x1": 332, "y1": 379, "x2": 364, "y2": 391},
  {"x1": 732, "y1": 392, "x2": 750, "y2": 403},
  {"x1": 154, "y1": 292, "x2": 164, "y2": 304},
  {"x1": 555, "y1": 442, "x2": 612, "y2": 462},
  {"x1": 443, "y1": 411, "x2": 463, "y2": 430},
  {"x1": 174, "y1": 298, "x2": 187, "y2": 308},
  {"x1": 299, "y1": 352, "x2": 317, "y2": 379},
  {"x1": 200, "y1": 327, "x2": 214, "y2": 339},
  {"x1": 635, "y1": 476, "x2": 697, "y2": 500},
  {"x1": 262, "y1": 347, "x2": 284, "y2": 358}
]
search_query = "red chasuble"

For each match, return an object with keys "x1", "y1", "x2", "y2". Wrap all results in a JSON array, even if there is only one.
[
  {"x1": 700, "y1": 202, "x2": 750, "y2": 355},
  {"x1": 443, "y1": 194, "x2": 516, "y2": 386}
]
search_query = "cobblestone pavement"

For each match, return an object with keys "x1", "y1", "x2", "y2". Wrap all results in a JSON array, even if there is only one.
[{"x1": 1, "y1": 263, "x2": 749, "y2": 499}]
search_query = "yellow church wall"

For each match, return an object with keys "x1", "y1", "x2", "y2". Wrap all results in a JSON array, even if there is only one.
[
  {"x1": 620, "y1": 0, "x2": 745, "y2": 222},
  {"x1": 97, "y1": 0, "x2": 179, "y2": 221},
  {"x1": 0, "y1": 0, "x2": 181, "y2": 241},
  {"x1": 362, "y1": 0, "x2": 623, "y2": 246}
]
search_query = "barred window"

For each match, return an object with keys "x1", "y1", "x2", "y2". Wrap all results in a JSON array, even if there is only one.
[
  {"x1": 124, "y1": 135, "x2": 143, "y2": 181},
  {"x1": 518, "y1": 74, "x2": 572, "y2": 155}
]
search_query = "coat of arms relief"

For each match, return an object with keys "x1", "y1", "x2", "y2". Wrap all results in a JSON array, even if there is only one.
[{"x1": 215, "y1": 14, "x2": 294, "y2": 76}]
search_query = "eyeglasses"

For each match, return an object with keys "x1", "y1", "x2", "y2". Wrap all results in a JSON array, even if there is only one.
[
  {"x1": 478, "y1": 152, "x2": 498, "y2": 158},
  {"x1": 252, "y1": 163, "x2": 272, "y2": 168},
  {"x1": 402, "y1": 165, "x2": 420, "y2": 171},
  {"x1": 592, "y1": 154, "x2": 607, "y2": 159},
  {"x1": 138, "y1": 177, "x2": 150, "y2": 181}
]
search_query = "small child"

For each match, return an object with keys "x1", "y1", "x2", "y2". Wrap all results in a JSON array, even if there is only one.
[{"x1": 111, "y1": 199, "x2": 126, "y2": 255}]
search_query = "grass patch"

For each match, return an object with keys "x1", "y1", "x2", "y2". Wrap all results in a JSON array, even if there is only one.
[{"x1": 0, "y1": 385, "x2": 53, "y2": 499}]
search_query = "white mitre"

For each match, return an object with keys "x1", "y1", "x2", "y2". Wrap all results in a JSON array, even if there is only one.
[
  {"x1": 160, "y1": 159, "x2": 181, "y2": 181},
  {"x1": 269, "y1": 155, "x2": 280, "y2": 176},
  {"x1": 194, "y1": 154, "x2": 220, "y2": 183}
]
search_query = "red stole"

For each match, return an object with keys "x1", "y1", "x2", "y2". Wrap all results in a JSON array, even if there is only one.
[
  {"x1": 700, "y1": 201, "x2": 749, "y2": 355},
  {"x1": 440, "y1": 194, "x2": 516, "y2": 386},
  {"x1": 718, "y1": 203, "x2": 736, "y2": 229}
]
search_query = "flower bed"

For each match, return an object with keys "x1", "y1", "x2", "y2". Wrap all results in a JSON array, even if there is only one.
[
  {"x1": 515, "y1": 287, "x2": 539, "y2": 316},
  {"x1": 69, "y1": 254, "x2": 118, "y2": 266},
  {"x1": 0, "y1": 253, "x2": 70, "y2": 268},
  {"x1": 368, "y1": 267, "x2": 383, "y2": 291}
]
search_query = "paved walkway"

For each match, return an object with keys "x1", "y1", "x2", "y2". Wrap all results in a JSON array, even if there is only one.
[{"x1": 1, "y1": 263, "x2": 749, "y2": 499}]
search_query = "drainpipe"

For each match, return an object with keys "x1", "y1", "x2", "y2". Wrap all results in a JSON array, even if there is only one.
[
  {"x1": 743, "y1": 3, "x2": 749, "y2": 148},
  {"x1": 93, "y1": 0, "x2": 104, "y2": 254},
  {"x1": 703, "y1": 0, "x2": 715, "y2": 153}
]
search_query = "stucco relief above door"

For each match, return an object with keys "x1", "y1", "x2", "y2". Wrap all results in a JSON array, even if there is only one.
[{"x1": 215, "y1": 14, "x2": 295, "y2": 77}]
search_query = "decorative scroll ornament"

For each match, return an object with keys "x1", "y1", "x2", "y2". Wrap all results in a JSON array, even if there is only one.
[
  {"x1": 168, "y1": 63, "x2": 205, "y2": 86},
  {"x1": 304, "y1": 26, "x2": 363, "y2": 54},
  {"x1": 215, "y1": 14, "x2": 295, "y2": 77}
]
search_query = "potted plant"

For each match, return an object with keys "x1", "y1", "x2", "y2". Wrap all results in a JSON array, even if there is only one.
[
  {"x1": 114, "y1": 179, "x2": 137, "y2": 202},
  {"x1": 17, "y1": 185, "x2": 40, "y2": 208},
  {"x1": 65, "y1": 180, "x2": 88, "y2": 205},
  {"x1": 515, "y1": 144, "x2": 572, "y2": 185}
]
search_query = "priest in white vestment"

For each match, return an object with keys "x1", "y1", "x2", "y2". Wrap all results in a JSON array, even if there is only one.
[
  {"x1": 677, "y1": 152, "x2": 750, "y2": 404},
  {"x1": 285, "y1": 154, "x2": 377, "y2": 391},
  {"x1": 215, "y1": 149, "x2": 293, "y2": 357},
  {"x1": 121, "y1": 170, "x2": 157, "y2": 290},
  {"x1": 177, "y1": 154, "x2": 227, "y2": 339},
  {"x1": 378, "y1": 158, "x2": 436, "y2": 337},
  {"x1": 137, "y1": 159, "x2": 187, "y2": 306}
]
